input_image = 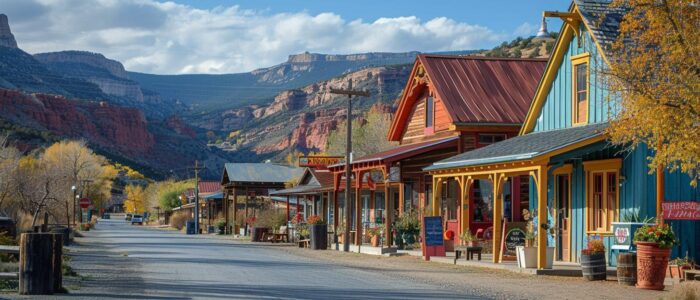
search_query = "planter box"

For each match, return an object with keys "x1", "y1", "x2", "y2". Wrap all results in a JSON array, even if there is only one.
[
  {"x1": 516, "y1": 246, "x2": 554, "y2": 269},
  {"x1": 309, "y1": 224, "x2": 327, "y2": 250}
]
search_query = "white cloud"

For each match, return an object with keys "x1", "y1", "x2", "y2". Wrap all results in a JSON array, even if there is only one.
[
  {"x1": 514, "y1": 22, "x2": 538, "y2": 37},
  {"x1": 5, "y1": 0, "x2": 506, "y2": 74}
]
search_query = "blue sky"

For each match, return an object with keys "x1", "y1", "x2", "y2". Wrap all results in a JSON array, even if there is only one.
[
  {"x1": 179, "y1": 0, "x2": 568, "y2": 35},
  {"x1": 5, "y1": 0, "x2": 570, "y2": 74}
]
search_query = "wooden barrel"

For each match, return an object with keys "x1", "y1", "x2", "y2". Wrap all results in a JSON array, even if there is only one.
[
  {"x1": 617, "y1": 253, "x2": 637, "y2": 286},
  {"x1": 581, "y1": 253, "x2": 607, "y2": 281}
]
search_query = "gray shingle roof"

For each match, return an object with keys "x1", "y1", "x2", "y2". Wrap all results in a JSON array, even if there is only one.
[
  {"x1": 425, "y1": 123, "x2": 608, "y2": 171},
  {"x1": 222, "y1": 163, "x2": 303, "y2": 184},
  {"x1": 575, "y1": 0, "x2": 627, "y2": 58}
]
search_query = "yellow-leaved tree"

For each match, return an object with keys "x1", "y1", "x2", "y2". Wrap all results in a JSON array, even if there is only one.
[
  {"x1": 124, "y1": 184, "x2": 146, "y2": 214},
  {"x1": 605, "y1": 0, "x2": 700, "y2": 185}
]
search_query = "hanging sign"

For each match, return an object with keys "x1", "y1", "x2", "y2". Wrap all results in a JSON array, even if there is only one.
[
  {"x1": 298, "y1": 156, "x2": 343, "y2": 168},
  {"x1": 662, "y1": 201, "x2": 700, "y2": 220}
]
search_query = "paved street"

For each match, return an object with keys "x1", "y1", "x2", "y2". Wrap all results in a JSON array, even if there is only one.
[{"x1": 21, "y1": 219, "x2": 476, "y2": 299}]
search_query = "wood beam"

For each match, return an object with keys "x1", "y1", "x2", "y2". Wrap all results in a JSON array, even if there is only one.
[{"x1": 536, "y1": 165, "x2": 549, "y2": 269}]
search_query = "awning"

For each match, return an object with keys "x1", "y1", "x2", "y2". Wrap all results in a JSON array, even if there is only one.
[
  {"x1": 425, "y1": 123, "x2": 608, "y2": 171},
  {"x1": 269, "y1": 185, "x2": 325, "y2": 196},
  {"x1": 329, "y1": 136, "x2": 459, "y2": 170},
  {"x1": 202, "y1": 191, "x2": 223, "y2": 200}
]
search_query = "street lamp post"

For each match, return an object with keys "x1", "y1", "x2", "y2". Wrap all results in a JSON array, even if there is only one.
[{"x1": 71, "y1": 185, "x2": 77, "y2": 227}]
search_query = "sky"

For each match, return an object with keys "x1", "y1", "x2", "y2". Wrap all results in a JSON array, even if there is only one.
[{"x1": 3, "y1": 0, "x2": 569, "y2": 74}]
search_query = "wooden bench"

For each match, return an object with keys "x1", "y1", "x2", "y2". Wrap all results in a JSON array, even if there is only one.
[
  {"x1": 685, "y1": 269, "x2": 700, "y2": 281},
  {"x1": 266, "y1": 226, "x2": 288, "y2": 243},
  {"x1": 455, "y1": 246, "x2": 483, "y2": 262},
  {"x1": 298, "y1": 239, "x2": 310, "y2": 248}
]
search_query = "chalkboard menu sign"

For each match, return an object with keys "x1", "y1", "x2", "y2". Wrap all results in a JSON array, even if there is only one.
[
  {"x1": 500, "y1": 221, "x2": 527, "y2": 259},
  {"x1": 424, "y1": 216, "x2": 444, "y2": 246}
]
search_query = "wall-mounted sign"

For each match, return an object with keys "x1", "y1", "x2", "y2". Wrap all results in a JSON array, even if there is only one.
[
  {"x1": 388, "y1": 166, "x2": 400, "y2": 182},
  {"x1": 298, "y1": 156, "x2": 343, "y2": 168},
  {"x1": 662, "y1": 201, "x2": 700, "y2": 220}
]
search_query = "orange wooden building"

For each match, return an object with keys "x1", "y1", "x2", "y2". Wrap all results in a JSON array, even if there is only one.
[{"x1": 327, "y1": 55, "x2": 546, "y2": 248}]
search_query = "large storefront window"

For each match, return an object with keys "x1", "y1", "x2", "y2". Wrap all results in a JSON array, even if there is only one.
[{"x1": 472, "y1": 180, "x2": 493, "y2": 223}]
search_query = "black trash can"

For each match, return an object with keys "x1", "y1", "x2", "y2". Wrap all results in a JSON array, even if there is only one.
[
  {"x1": 309, "y1": 224, "x2": 327, "y2": 250},
  {"x1": 50, "y1": 226, "x2": 71, "y2": 246},
  {"x1": 186, "y1": 220, "x2": 196, "y2": 235}
]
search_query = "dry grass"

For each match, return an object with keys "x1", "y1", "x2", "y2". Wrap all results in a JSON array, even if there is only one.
[
  {"x1": 169, "y1": 212, "x2": 189, "y2": 230},
  {"x1": 665, "y1": 282, "x2": 700, "y2": 300}
]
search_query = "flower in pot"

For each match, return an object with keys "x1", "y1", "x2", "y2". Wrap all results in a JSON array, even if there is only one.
[
  {"x1": 460, "y1": 230, "x2": 479, "y2": 247},
  {"x1": 367, "y1": 227, "x2": 382, "y2": 247},
  {"x1": 668, "y1": 254, "x2": 695, "y2": 280},
  {"x1": 215, "y1": 218, "x2": 226, "y2": 234},
  {"x1": 524, "y1": 221, "x2": 536, "y2": 247},
  {"x1": 581, "y1": 237, "x2": 607, "y2": 281},
  {"x1": 633, "y1": 224, "x2": 678, "y2": 290},
  {"x1": 396, "y1": 209, "x2": 421, "y2": 248}
]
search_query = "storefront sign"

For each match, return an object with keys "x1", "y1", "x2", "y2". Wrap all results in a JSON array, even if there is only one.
[
  {"x1": 298, "y1": 156, "x2": 343, "y2": 168},
  {"x1": 422, "y1": 216, "x2": 445, "y2": 260},
  {"x1": 499, "y1": 221, "x2": 527, "y2": 260},
  {"x1": 611, "y1": 222, "x2": 652, "y2": 250},
  {"x1": 662, "y1": 201, "x2": 700, "y2": 220}
]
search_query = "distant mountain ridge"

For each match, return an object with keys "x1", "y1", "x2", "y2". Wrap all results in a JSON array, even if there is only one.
[{"x1": 129, "y1": 50, "x2": 479, "y2": 112}]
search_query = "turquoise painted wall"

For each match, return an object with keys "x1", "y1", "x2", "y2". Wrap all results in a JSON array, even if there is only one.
[
  {"x1": 533, "y1": 25, "x2": 613, "y2": 132},
  {"x1": 538, "y1": 143, "x2": 700, "y2": 265}
]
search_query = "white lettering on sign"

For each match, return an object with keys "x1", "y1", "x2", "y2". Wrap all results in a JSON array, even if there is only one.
[{"x1": 662, "y1": 201, "x2": 700, "y2": 220}]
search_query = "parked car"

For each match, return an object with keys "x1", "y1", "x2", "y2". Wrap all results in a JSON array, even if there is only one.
[
  {"x1": 131, "y1": 215, "x2": 143, "y2": 225},
  {"x1": 126, "y1": 214, "x2": 132, "y2": 221}
]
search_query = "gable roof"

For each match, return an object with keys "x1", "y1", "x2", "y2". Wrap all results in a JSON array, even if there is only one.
[
  {"x1": 198, "y1": 181, "x2": 220, "y2": 194},
  {"x1": 269, "y1": 168, "x2": 334, "y2": 195},
  {"x1": 221, "y1": 163, "x2": 303, "y2": 185},
  {"x1": 520, "y1": 0, "x2": 626, "y2": 134},
  {"x1": 388, "y1": 55, "x2": 547, "y2": 141},
  {"x1": 425, "y1": 123, "x2": 608, "y2": 171}
]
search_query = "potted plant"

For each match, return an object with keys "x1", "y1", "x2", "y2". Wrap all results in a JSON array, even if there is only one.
[
  {"x1": 215, "y1": 218, "x2": 226, "y2": 235},
  {"x1": 396, "y1": 210, "x2": 420, "y2": 248},
  {"x1": 460, "y1": 230, "x2": 479, "y2": 247},
  {"x1": 367, "y1": 227, "x2": 382, "y2": 247},
  {"x1": 581, "y1": 237, "x2": 607, "y2": 281},
  {"x1": 307, "y1": 215, "x2": 327, "y2": 250},
  {"x1": 668, "y1": 254, "x2": 695, "y2": 280},
  {"x1": 516, "y1": 221, "x2": 537, "y2": 268},
  {"x1": 634, "y1": 223, "x2": 678, "y2": 290}
]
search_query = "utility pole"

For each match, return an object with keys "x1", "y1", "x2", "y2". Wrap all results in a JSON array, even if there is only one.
[
  {"x1": 330, "y1": 79, "x2": 369, "y2": 252},
  {"x1": 189, "y1": 160, "x2": 205, "y2": 234}
]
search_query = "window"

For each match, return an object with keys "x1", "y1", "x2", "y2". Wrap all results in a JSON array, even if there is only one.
[
  {"x1": 441, "y1": 180, "x2": 458, "y2": 220},
  {"x1": 584, "y1": 159, "x2": 621, "y2": 234},
  {"x1": 478, "y1": 134, "x2": 506, "y2": 145},
  {"x1": 572, "y1": 53, "x2": 590, "y2": 125},
  {"x1": 425, "y1": 96, "x2": 434, "y2": 128}
]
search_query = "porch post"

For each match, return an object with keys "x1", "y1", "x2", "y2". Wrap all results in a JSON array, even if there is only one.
[
  {"x1": 432, "y1": 178, "x2": 443, "y2": 217},
  {"x1": 384, "y1": 183, "x2": 392, "y2": 247},
  {"x1": 537, "y1": 165, "x2": 549, "y2": 269},
  {"x1": 223, "y1": 188, "x2": 230, "y2": 234},
  {"x1": 321, "y1": 193, "x2": 327, "y2": 222},
  {"x1": 355, "y1": 171, "x2": 363, "y2": 245},
  {"x1": 492, "y1": 174, "x2": 503, "y2": 263},
  {"x1": 333, "y1": 190, "x2": 339, "y2": 232},
  {"x1": 460, "y1": 177, "x2": 473, "y2": 240},
  {"x1": 369, "y1": 190, "x2": 375, "y2": 223},
  {"x1": 286, "y1": 195, "x2": 290, "y2": 223},
  {"x1": 398, "y1": 183, "x2": 405, "y2": 217},
  {"x1": 231, "y1": 188, "x2": 237, "y2": 234}
]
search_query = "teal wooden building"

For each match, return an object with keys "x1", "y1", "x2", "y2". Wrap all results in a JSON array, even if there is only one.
[{"x1": 425, "y1": 0, "x2": 698, "y2": 268}]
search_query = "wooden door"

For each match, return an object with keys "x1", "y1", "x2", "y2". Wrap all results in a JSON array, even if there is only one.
[{"x1": 556, "y1": 175, "x2": 570, "y2": 262}]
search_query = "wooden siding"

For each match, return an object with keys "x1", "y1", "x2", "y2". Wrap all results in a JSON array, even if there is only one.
[
  {"x1": 400, "y1": 92, "x2": 454, "y2": 145},
  {"x1": 534, "y1": 26, "x2": 613, "y2": 132},
  {"x1": 530, "y1": 143, "x2": 700, "y2": 264}
]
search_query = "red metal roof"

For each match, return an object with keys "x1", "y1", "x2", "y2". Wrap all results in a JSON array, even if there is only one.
[
  {"x1": 308, "y1": 169, "x2": 334, "y2": 189},
  {"x1": 419, "y1": 55, "x2": 546, "y2": 125},
  {"x1": 198, "y1": 181, "x2": 221, "y2": 194},
  {"x1": 388, "y1": 55, "x2": 546, "y2": 141}
]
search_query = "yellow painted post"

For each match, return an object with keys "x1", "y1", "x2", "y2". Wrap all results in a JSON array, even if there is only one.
[
  {"x1": 460, "y1": 177, "x2": 472, "y2": 241},
  {"x1": 537, "y1": 165, "x2": 549, "y2": 269},
  {"x1": 432, "y1": 178, "x2": 443, "y2": 216},
  {"x1": 492, "y1": 174, "x2": 503, "y2": 264}
]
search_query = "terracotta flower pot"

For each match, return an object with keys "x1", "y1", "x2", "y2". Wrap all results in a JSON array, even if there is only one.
[
  {"x1": 668, "y1": 265, "x2": 690, "y2": 280},
  {"x1": 338, "y1": 233, "x2": 345, "y2": 244},
  {"x1": 636, "y1": 241, "x2": 671, "y2": 290},
  {"x1": 371, "y1": 235, "x2": 379, "y2": 247}
]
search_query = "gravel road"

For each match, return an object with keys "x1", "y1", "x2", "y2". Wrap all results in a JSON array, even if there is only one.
[{"x1": 0, "y1": 219, "x2": 671, "y2": 299}]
